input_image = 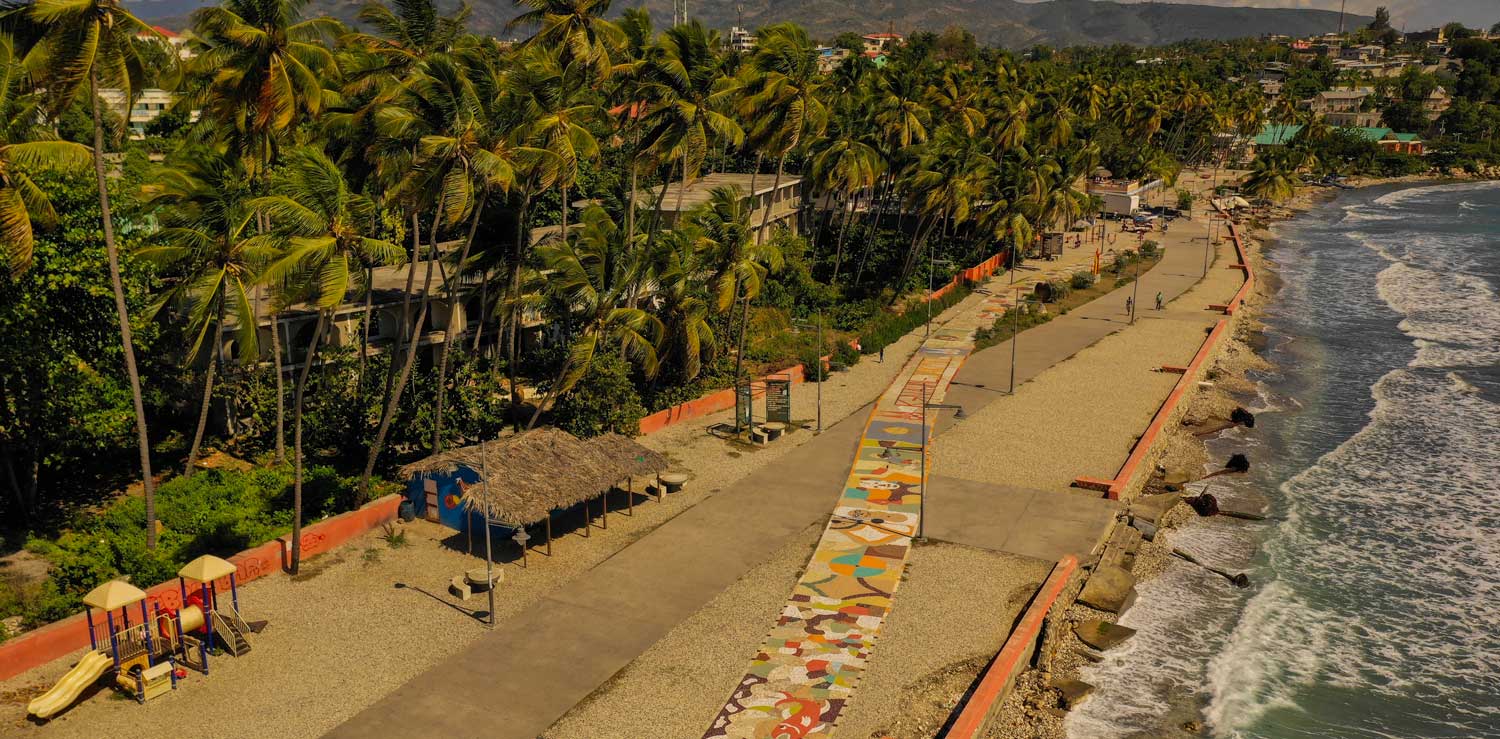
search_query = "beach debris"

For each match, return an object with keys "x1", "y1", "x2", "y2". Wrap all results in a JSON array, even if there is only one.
[
  {"x1": 1075, "y1": 647, "x2": 1105, "y2": 663},
  {"x1": 1078, "y1": 565, "x2": 1138, "y2": 614},
  {"x1": 1185, "y1": 492, "x2": 1220, "y2": 516},
  {"x1": 1129, "y1": 516, "x2": 1158, "y2": 541},
  {"x1": 1230, "y1": 407, "x2": 1256, "y2": 428},
  {"x1": 1218, "y1": 509, "x2": 1267, "y2": 521},
  {"x1": 1225, "y1": 453, "x2": 1250, "y2": 472},
  {"x1": 1074, "y1": 620, "x2": 1137, "y2": 651},
  {"x1": 1048, "y1": 677, "x2": 1096, "y2": 710},
  {"x1": 1171, "y1": 548, "x2": 1250, "y2": 588}
]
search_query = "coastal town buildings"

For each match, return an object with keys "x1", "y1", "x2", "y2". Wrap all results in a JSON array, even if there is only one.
[
  {"x1": 1306, "y1": 88, "x2": 1381, "y2": 128},
  {"x1": 97, "y1": 88, "x2": 198, "y2": 138},
  {"x1": 1087, "y1": 176, "x2": 1165, "y2": 216},
  {"x1": 728, "y1": 26, "x2": 756, "y2": 53},
  {"x1": 640, "y1": 173, "x2": 804, "y2": 242}
]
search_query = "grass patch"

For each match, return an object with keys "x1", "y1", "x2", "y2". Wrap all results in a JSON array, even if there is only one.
[{"x1": 973, "y1": 253, "x2": 1162, "y2": 352}]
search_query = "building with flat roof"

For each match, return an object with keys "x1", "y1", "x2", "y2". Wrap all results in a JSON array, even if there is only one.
[
  {"x1": 639, "y1": 173, "x2": 803, "y2": 242},
  {"x1": 1086, "y1": 178, "x2": 1164, "y2": 216}
]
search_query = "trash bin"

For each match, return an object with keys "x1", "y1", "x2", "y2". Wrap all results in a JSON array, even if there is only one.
[{"x1": 398, "y1": 500, "x2": 416, "y2": 522}]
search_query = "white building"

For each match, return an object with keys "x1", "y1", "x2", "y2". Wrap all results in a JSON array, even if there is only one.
[
  {"x1": 729, "y1": 26, "x2": 756, "y2": 53},
  {"x1": 1087, "y1": 178, "x2": 1165, "y2": 216},
  {"x1": 97, "y1": 88, "x2": 197, "y2": 138}
]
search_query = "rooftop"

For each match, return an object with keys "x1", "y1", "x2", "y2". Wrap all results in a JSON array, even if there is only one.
[{"x1": 639, "y1": 172, "x2": 802, "y2": 211}]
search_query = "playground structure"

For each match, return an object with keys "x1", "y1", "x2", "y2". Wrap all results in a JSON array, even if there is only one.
[{"x1": 25, "y1": 555, "x2": 262, "y2": 721}]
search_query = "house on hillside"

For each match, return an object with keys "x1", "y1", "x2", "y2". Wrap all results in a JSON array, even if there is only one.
[
  {"x1": 1306, "y1": 88, "x2": 1380, "y2": 128},
  {"x1": 1423, "y1": 87, "x2": 1452, "y2": 120},
  {"x1": 862, "y1": 32, "x2": 903, "y2": 57},
  {"x1": 97, "y1": 88, "x2": 199, "y2": 138},
  {"x1": 816, "y1": 45, "x2": 851, "y2": 73}
]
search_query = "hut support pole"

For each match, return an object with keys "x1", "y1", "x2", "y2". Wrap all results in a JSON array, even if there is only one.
[
  {"x1": 583, "y1": 499, "x2": 590, "y2": 537},
  {"x1": 602, "y1": 490, "x2": 608, "y2": 529},
  {"x1": 546, "y1": 515, "x2": 553, "y2": 555},
  {"x1": 656, "y1": 473, "x2": 663, "y2": 503},
  {"x1": 627, "y1": 476, "x2": 634, "y2": 516}
]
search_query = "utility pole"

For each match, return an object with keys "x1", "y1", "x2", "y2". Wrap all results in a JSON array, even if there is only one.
[
  {"x1": 479, "y1": 443, "x2": 495, "y2": 628},
  {"x1": 1338, "y1": 0, "x2": 1347, "y2": 35}
]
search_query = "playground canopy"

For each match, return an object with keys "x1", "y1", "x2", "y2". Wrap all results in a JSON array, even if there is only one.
[
  {"x1": 82, "y1": 580, "x2": 147, "y2": 611},
  {"x1": 399, "y1": 428, "x2": 668, "y2": 526},
  {"x1": 178, "y1": 554, "x2": 238, "y2": 584}
]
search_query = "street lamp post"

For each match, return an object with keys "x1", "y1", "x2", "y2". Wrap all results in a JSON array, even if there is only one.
[
  {"x1": 478, "y1": 443, "x2": 496, "y2": 628},
  {"x1": 926, "y1": 257, "x2": 953, "y2": 339},
  {"x1": 1130, "y1": 247, "x2": 1142, "y2": 326},
  {"x1": 794, "y1": 312, "x2": 826, "y2": 434}
]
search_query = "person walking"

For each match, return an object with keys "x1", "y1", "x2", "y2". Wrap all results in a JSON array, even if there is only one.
[
  {"x1": 1125, "y1": 296, "x2": 1134, "y2": 316},
  {"x1": 1156, "y1": 291, "x2": 1164, "y2": 310}
]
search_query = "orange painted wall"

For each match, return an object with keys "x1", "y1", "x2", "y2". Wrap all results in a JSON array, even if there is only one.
[
  {"x1": 0, "y1": 494, "x2": 402, "y2": 682},
  {"x1": 943, "y1": 556, "x2": 1079, "y2": 738}
]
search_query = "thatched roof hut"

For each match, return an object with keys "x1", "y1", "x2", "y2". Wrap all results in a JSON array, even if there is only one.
[{"x1": 398, "y1": 428, "x2": 668, "y2": 527}]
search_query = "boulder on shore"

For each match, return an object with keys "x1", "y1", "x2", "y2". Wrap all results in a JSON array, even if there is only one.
[
  {"x1": 1079, "y1": 564, "x2": 1138, "y2": 614},
  {"x1": 1074, "y1": 619, "x2": 1137, "y2": 651},
  {"x1": 1049, "y1": 677, "x2": 1096, "y2": 710}
]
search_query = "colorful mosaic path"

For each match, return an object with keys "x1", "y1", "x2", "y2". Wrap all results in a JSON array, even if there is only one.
[{"x1": 702, "y1": 284, "x2": 1013, "y2": 739}]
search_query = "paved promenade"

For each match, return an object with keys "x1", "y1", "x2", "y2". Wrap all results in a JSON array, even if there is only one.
[{"x1": 328, "y1": 207, "x2": 1222, "y2": 739}]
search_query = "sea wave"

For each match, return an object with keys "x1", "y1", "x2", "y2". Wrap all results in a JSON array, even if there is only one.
[{"x1": 1206, "y1": 367, "x2": 1500, "y2": 736}]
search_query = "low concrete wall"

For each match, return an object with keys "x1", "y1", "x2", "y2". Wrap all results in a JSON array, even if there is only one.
[
  {"x1": 1074, "y1": 207, "x2": 1254, "y2": 500},
  {"x1": 0, "y1": 494, "x2": 402, "y2": 682},
  {"x1": 636, "y1": 363, "x2": 812, "y2": 435},
  {"x1": 942, "y1": 555, "x2": 1079, "y2": 738}
]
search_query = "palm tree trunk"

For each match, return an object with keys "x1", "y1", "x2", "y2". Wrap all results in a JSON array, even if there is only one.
[
  {"x1": 831, "y1": 190, "x2": 860, "y2": 283},
  {"x1": 432, "y1": 188, "x2": 488, "y2": 452},
  {"x1": 185, "y1": 299, "x2": 225, "y2": 477},
  {"x1": 360, "y1": 196, "x2": 445, "y2": 496},
  {"x1": 675, "y1": 149, "x2": 688, "y2": 216},
  {"x1": 358, "y1": 266, "x2": 374, "y2": 389},
  {"x1": 508, "y1": 192, "x2": 531, "y2": 423},
  {"x1": 381, "y1": 212, "x2": 422, "y2": 419},
  {"x1": 268, "y1": 309, "x2": 285, "y2": 464},
  {"x1": 290, "y1": 310, "x2": 328, "y2": 574},
  {"x1": 471, "y1": 269, "x2": 490, "y2": 353},
  {"x1": 758, "y1": 152, "x2": 787, "y2": 245},
  {"x1": 90, "y1": 72, "x2": 156, "y2": 549},
  {"x1": 625, "y1": 159, "x2": 639, "y2": 250}
]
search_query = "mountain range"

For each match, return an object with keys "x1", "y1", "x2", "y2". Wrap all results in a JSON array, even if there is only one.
[
  {"x1": 128, "y1": 0, "x2": 1374, "y2": 49},
  {"x1": 1042, "y1": 1, "x2": 1498, "y2": 32}
]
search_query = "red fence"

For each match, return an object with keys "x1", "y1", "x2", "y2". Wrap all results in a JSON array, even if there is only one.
[
  {"x1": 0, "y1": 494, "x2": 402, "y2": 682},
  {"x1": 927, "y1": 250, "x2": 1008, "y2": 303},
  {"x1": 637, "y1": 363, "x2": 814, "y2": 435}
]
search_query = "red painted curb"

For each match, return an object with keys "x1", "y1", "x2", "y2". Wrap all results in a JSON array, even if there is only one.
[
  {"x1": 943, "y1": 555, "x2": 1079, "y2": 739},
  {"x1": 0, "y1": 494, "x2": 401, "y2": 682}
]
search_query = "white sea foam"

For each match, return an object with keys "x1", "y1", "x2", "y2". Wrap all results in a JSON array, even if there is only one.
[{"x1": 1206, "y1": 368, "x2": 1500, "y2": 736}]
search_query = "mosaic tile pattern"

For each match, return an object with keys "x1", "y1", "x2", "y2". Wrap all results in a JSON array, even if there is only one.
[{"x1": 703, "y1": 286, "x2": 1012, "y2": 739}]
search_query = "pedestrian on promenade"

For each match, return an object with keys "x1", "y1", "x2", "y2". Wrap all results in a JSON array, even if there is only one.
[
  {"x1": 1156, "y1": 292, "x2": 1164, "y2": 310},
  {"x1": 879, "y1": 346, "x2": 885, "y2": 363},
  {"x1": 1126, "y1": 296, "x2": 1134, "y2": 316}
]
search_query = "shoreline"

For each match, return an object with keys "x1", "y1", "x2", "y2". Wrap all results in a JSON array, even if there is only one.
[{"x1": 1008, "y1": 174, "x2": 1491, "y2": 739}]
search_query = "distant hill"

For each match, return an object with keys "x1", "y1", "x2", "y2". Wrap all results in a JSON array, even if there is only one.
[{"x1": 128, "y1": 0, "x2": 1370, "y2": 49}]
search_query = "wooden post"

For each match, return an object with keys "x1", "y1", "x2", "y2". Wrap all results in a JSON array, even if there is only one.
[
  {"x1": 582, "y1": 499, "x2": 590, "y2": 537},
  {"x1": 656, "y1": 473, "x2": 663, "y2": 503},
  {"x1": 602, "y1": 490, "x2": 609, "y2": 529},
  {"x1": 627, "y1": 476, "x2": 634, "y2": 516},
  {"x1": 546, "y1": 514, "x2": 553, "y2": 556}
]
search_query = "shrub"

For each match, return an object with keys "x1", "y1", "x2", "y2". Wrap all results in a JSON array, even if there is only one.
[
  {"x1": 1176, "y1": 188, "x2": 1196, "y2": 212},
  {"x1": 1140, "y1": 241, "x2": 1160, "y2": 258},
  {"x1": 1070, "y1": 271, "x2": 1096, "y2": 290},
  {"x1": 856, "y1": 285, "x2": 972, "y2": 355},
  {"x1": 552, "y1": 354, "x2": 647, "y2": 438}
]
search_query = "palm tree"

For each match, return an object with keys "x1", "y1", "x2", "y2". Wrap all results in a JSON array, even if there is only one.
[
  {"x1": 1241, "y1": 150, "x2": 1298, "y2": 204},
  {"x1": 138, "y1": 148, "x2": 264, "y2": 477},
  {"x1": 255, "y1": 147, "x2": 403, "y2": 573},
  {"x1": 22, "y1": 0, "x2": 165, "y2": 547},
  {"x1": 647, "y1": 226, "x2": 716, "y2": 383},
  {"x1": 185, "y1": 0, "x2": 341, "y2": 466},
  {"x1": 0, "y1": 34, "x2": 90, "y2": 276},
  {"x1": 507, "y1": 0, "x2": 623, "y2": 81},
  {"x1": 420, "y1": 91, "x2": 537, "y2": 451},
  {"x1": 527, "y1": 205, "x2": 660, "y2": 428},
  {"x1": 694, "y1": 185, "x2": 782, "y2": 403},
  {"x1": 635, "y1": 21, "x2": 743, "y2": 217}
]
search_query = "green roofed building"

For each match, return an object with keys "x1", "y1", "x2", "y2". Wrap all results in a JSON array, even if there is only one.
[
  {"x1": 1349, "y1": 127, "x2": 1393, "y2": 142},
  {"x1": 1254, "y1": 124, "x2": 1303, "y2": 146}
]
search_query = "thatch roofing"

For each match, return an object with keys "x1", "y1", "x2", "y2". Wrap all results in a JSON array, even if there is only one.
[{"x1": 398, "y1": 428, "x2": 669, "y2": 526}]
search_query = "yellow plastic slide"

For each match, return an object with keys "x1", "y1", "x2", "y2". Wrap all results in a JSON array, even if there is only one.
[{"x1": 27, "y1": 650, "x2": 112, "y2": 719}]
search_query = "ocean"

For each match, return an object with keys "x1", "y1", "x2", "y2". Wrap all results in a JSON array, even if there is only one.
[{"x1": 1066, "y1": 180, "x2": 1500, "y2": 739}]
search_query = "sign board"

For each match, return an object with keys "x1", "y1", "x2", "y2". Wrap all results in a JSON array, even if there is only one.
[
  {"x1": 735, "y1": 383, "x2": 754, "y2": 429},
  {"x1": 1042, "y1": 232, "x2": 1064, "y2": 258},
  {"x1": 765, "y1": 378, "x2": 792, "y2": 425}
]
